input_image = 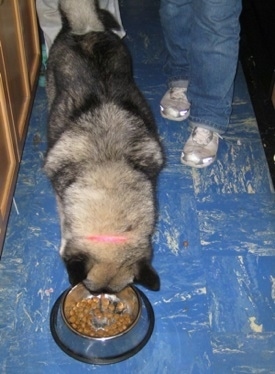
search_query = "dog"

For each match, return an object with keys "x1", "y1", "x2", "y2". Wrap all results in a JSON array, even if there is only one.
[{"x1": 44, "y1": 0, "x2": 164, "y2": 293}]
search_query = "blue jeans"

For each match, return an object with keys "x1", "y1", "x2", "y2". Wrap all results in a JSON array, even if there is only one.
[{"x1": 160, "y1": 0, "x2": 242, "y2": 134}]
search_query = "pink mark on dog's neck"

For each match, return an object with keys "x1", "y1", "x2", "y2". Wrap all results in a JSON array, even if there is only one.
[{"x1": 85, "y1": 235, "x2": 128, "y2": 244}]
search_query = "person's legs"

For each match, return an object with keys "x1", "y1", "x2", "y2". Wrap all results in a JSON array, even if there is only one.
[
  {"x1": 159, "y1": 0, "x2": 192, "y2": 83},
  {"x1": 159, "y1": 0, "x2": 192, "y2": 121},
  {"x1": 188, "y1": 0, "x2": 242, "y2": 134},
  {"x1": 36, "y1": 0, "x2": 61, "y2": 56},
  {"x1": 181, "y1": 0, "x2": 242, "y2": 167},
  {"x1": 99, "y1": 0, "x2": 126, "y2": 38}
]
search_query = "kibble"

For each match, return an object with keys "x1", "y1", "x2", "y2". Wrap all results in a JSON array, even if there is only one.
[{"x1": 66, "y1": 295, "x2": 133, "y2": 337}]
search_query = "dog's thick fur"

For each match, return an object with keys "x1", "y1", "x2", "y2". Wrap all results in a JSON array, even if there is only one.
[{"x1": 44, "y1": 0, "x2": 164, "y2": 293}]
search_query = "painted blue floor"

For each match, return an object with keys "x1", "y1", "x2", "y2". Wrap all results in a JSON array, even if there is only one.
[{"x1": 1, "y1": 0, "x2": 275, "y2": 373}]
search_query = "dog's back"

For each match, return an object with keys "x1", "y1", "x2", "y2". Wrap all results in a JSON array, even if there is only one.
[
  {"x1": 47, "y1": 0, "x2": 159, "y2": 145},
  {"x1": 47, "y1": 0, "x2": 131, "y2": 106}
]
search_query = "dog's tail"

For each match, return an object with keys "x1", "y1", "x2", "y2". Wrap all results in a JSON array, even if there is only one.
[{"x1": 59, "y1": 0, "x2": 120, "y2": 35}]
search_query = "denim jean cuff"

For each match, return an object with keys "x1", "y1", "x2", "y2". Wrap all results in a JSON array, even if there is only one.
[
  {"x1": 189, "y1": 120, "x2": 226, "y2": 135},
  {"x1": 168, "y1": 79, "x2": 189, "y2": 89}
]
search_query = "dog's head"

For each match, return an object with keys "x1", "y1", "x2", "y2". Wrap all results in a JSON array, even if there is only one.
[
  {"x1": 62, "y1": 239, "x2": 160, "y2": 293},
  {"x1": 58, "y1": 163, "x2": 160, "y2": 293}
]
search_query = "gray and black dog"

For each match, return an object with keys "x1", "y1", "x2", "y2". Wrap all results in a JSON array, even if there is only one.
[{"x1": 44, "y1": 0, "x2": 164, "y2": 293}]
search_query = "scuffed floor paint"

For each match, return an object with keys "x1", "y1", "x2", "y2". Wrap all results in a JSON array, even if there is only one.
[{"x1": 1, "y1": 0, "x2": 275, "y2": 373}]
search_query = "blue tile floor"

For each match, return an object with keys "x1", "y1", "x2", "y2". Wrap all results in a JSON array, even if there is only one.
[{"x1": 1, "y1": 0, "x2": 275, "y2": 373}]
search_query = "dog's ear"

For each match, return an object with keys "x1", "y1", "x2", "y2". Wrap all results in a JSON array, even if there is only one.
[
  {"x1": 62, "y1": 252, "x2": 90, "y2": 286},
  {"x1": 134, "y1": 259, "x2": 160, "y2": 291}
]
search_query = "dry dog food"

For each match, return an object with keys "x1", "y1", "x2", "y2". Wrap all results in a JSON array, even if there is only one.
[{"x1": 67, "y1": 295, "x2": 133, "y2": 337}]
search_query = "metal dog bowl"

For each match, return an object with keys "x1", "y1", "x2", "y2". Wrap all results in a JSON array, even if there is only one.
[{"x1": 50, "y1": 283, "x2": 155, "y2": 364}]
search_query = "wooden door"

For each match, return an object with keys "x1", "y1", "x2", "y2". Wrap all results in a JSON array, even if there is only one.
[
  {"x1": 0, "y1": 0, "x2": 31, "y2": 156},
  {"x1": 0, "y1": 66, "x2": 18, "y2": 251},
  {"x1": 17, "y1": 0, "x2": 41, "y2": 90}
]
